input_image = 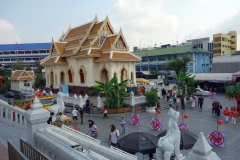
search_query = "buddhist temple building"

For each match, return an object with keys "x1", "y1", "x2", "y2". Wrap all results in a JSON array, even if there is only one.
[
  {"x1": 41, "y1": 15, "x2": 141, "y2": 94},
  {"x1": 9, "y1": 70, "x2": 35, "y2": 91}
]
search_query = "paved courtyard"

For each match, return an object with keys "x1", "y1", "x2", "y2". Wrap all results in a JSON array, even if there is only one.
[{"x1": 0, "y1": 93, "x2": 239, "y2": 159}]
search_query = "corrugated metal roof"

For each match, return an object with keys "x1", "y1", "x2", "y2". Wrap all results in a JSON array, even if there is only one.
[
  {"x1": 212, "y1": 55, "x2": 240, "y2": 63},
  {"x1": 191, "y1": 73, "x2": 232, "y2": 82},
  {"x1": 0, "y1": 43, "x2": 51, "y2": 51},
  {"x1": 133, "y1": 45, "x2": 212, "y2": 57}
]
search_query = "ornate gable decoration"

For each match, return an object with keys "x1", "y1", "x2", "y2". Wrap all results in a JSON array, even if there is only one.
[
  {"x1": 21, "y1": 71, "x2": 28, "y2": 76},
  {"x1": 101, "y1": 23, "x2": 113, "y2": 36},
  {"x1": 114, "y1": 37, "x2": 126, "y2": 50}
]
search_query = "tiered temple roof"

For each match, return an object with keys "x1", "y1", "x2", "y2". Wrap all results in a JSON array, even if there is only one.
[{"x1": 41, "y1": 15, "x2": 140, "y2": 66}]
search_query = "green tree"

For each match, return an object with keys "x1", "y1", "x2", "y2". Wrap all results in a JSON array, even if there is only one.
[
  {"x1": 90, "y1": 74, "x2": 129, "y2": 109},
  {"x1": 164, "y1": 56, "x2": 191, "y2": 74},
  {"x1": 0, "y1": 69, "x2": 11, "y2": 93},
  {"x1": 33, "y1": 73, "x2": 46, "y2": 89},
  {"x1": 34, "y1": 60, "x2": 43, "y2": 73},
  {"x1": 150, "y1": 69, "x2": 159, "y2": 75},
  {"x1": 225, "y1": 82, "x2": 240, "y2": 104},
  {"x1": 144, "y1": 88, "x2": 158, "y2": 107},
  {"x1": 11, "y1": 60, "x2": 24, "y2": 70},
  {"x1": 175, "y1": 70, "x2": 197, "y2": 98}
]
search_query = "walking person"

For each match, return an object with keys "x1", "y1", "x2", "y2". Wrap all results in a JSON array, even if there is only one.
[
  {"x1": 223, "y1": 107, "x2": 231, "y2": 123},
  {"x1": 89, "y1": 103, "x2": 93, "y2": 116},
  {"x1": 108, "y1": 124, "x2": 120, "y2": 147},
  {"x1": 86, "y1": 98, "x2": 90, "y2": 112},
  {"x1": 86, "y1": 119, "x2": 98, "y2": 138},
  {"x1": 47, "y1": 112, "x2": 54, "y2": 124},
  {"x1": 215, "y1": 102, "x2": 221, "y2": 117},
  {"x1": 79, "y1": 107, "x2": 84, "y2": 124},
  {"x1": 237, "y1": 103, "x2": 240, "y2": 117},
  {"x1": 212, "y1": 101, "x2": 216, "y2": 116},
  {"x1": 198, "y1": 95, "x2": 204, "y2": 109},
  {"x1": 120, "y1": 116, "x2": 126, "y2": 134},
  {"x1": 175, "y1": 97, "x2": 180, "y2": 111},
  {"x1": 169, "y1": 97, "x2": 173, "y2": 108},
  {"x1": 166, "y1": 92, "x2": 170, "y2": 102},
  {"x1": 103, "y1": 107, "x2": 108, "y2": 119},
  {"x1": 72, "y1": 108, "x2": 78, "y2": 122},
  {"x1": 55, "y1": 112, "x2": 63, "y2": 127},
  {"x1": 181, "y1": 96, "x2": 185, "y2": 110},
  {"x1": 231, "y1": 108, "x2": 238, "y2": 125},
  {"x1": 192, "y1": 97, "x2": 197, "y2": 109},
  {"x1": 172, "y1": 92, "x2": 176, "y2": 103}
]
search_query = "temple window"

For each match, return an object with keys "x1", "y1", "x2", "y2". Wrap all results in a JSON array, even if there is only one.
[
  {"x1": 79, "y1": 69, "x2": 85, "y2": 83},
  {"x1": 68, "y1": 69, "x2": 73, "y2": 83}
]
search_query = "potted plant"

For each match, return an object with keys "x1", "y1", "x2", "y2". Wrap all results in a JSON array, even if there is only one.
[{"x1": 144, "y1": 89, "x2": 158, "y2": 113}]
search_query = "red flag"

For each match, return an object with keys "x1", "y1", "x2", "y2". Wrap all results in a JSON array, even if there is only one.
[{"x1": 15, "y1": 42, "x2": 18, "y2": 54}]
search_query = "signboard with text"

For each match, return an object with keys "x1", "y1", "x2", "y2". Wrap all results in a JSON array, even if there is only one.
[{"x1": 59, "y1": 84, "x2": 69, "y2": 94}]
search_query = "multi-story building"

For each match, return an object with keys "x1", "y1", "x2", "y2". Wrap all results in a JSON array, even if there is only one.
[
  {"x1": 133, "y1": 44, "x2": 212, "y2": 73},
  {"x1": 0, "y1": 43, "x2": 51, "y2": 69},
  {"x1": 187, "y1": 37, "x2": 210, "y2": 51},
  {"x1": 213, "y1": 31, "x2": 237, "y2": 57}
]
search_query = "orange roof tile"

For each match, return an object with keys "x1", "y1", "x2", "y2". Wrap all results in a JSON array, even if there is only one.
[
  {"x1": 41, "y1": 58, "x2": 55, "y2": 65},
  {"x1": 55, "y1": 42, "x2": 66, "y2": 54},
  {"x1": 82, "y1": 38, "x2": 92, "y2": 46},
  {"x1": 62, "y1": 49, "x2": 73, "y2": 55},
  {"x1": 112, "y1": 53, "x2": 140, "y2": 60},
  {"x1": 74, "y1": 50, "x2": 88, "y2": 57},
  {"x1": 26, "y1": 71, "x2": 34, "y2": 76},
  {"x1": 96, "y1": 53, "x2": 110, "y2": 59},
  {"x1": 10, "y1": 71, "x2": 23, "y2": 78},
  {"x1": 65, "y1": 39, "x2": 81, "y2": 48},
  {"x1": 90, "y1": 49, "x2": 101, "y2": 56},
  {"x1": 64, "y1": 22, "x2": 92, "y2": 40},
  {"x1": 101, "y1": 35, "x2": 117, "y2": 50},
  {"x1": 18, "y1": 77, "x2": 34, "y2": 81},
  {"x1": 56, "y1": 57, "x2": 68, "y2": 63},
  {"x1": 89, "y1": 22, "x2": 103, "y2": 36}
]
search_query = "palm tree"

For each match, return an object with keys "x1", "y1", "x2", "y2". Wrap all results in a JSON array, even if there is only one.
[{"x1": 90, "y1": 73, "x2": 129, "y2": 109}]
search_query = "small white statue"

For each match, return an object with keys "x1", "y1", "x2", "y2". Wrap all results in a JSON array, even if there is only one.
[
  {"x1": 49, "y1": 92, "x2": 66, "y2": 119},
  {"x1": 156, "y1": 108, "x2": 183, "y2": 160}
]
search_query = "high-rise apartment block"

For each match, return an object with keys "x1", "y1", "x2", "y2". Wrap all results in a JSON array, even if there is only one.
[{"x1": 213, "y1": 31, "x2": 237, "y2": 56}]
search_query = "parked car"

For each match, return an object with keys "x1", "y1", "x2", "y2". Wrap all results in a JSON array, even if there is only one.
[
  {"x1": 5, "y1": 91, "x2": 15, "y2": 98},
  {"x1": 14, "y1": 93, "x2": 26, "y2": 99},
  {"x1": 193, "y1": 88, "x2": 210, "y2": 96}
]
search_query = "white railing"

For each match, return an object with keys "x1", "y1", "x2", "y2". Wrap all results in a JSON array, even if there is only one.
[
  {"x1": 0, "y1": 99, "x2": 27, "y2": 125},
  {"x1": 21, "y1": 88, "x2": 87, "y2": 108},
  {"x1": 47, "y1": 125, "x2": 137, "y2": 160}
]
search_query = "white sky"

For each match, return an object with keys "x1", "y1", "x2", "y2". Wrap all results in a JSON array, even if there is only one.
[{"x1": 0, "y1": 0, "x2": 240, "y2": 51}]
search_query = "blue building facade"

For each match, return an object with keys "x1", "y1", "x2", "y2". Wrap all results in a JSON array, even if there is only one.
[
  {"x1": 133, "y1": 45, "x2": 212, "y2": 74},
  {"x1": 0, "y1": 42, "x2": 51, "y2": 69}
]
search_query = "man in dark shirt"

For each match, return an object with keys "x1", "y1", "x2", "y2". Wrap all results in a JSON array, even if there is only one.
[
  {"x1": 86, "y1": 98, "x2": 90, "y2": 112},
  {"x1": 47, "y1": 112, "x2": 54, "y2": 124},
  {"x1": 198, "y1": 95, "x2": 204, "y2": 109},
  {"x1": 181, "y1": 96, "x2": 185, "y2": 110},
  {"x1": 79, "y1": 107, "x2": 84, "y2": 124}
]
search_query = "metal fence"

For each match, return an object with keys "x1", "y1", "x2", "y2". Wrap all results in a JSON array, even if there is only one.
[
  {"x1": 8, "y1": 138, "x2": 50, "y2": 160},
  {"x1": 8, "y1": 140, "x2": 28, "y2": 160},
  {"x1": 20, "y1": 138, "x2": 50, "y2": 160}
]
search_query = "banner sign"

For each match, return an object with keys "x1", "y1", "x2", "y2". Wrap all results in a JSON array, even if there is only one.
[
  {"x1": 59, "y1": 84, "x2": 69, "y2": 94},
  {"x1": 178, "y1": 123, "x2": 189, "y2": 131},
  {"x1": 209, "y1": 92, "x2": 216, "y2": 99},
  {"x1": 208, "y1": 130, "x2": 225, "y2": 147},
  {"x1": 131, "y1": 114, "x2": 140, "y2": 125},
  {"x1": 151, "y1": 118, "x2": 162, "y2": 131}
]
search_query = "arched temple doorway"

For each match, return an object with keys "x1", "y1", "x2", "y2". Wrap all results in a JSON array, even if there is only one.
[
  {"x1": 50, "y1": 71, "x2": 54, "y2": 86},
  {"x1": 120, "y1": 68, "x2": 127, "y2": 82},
  {"x1": 60, "y1": 71, "x2": 65, "y2": 84},
  {"x1": 101, "y1": 68, "x2": 108, "y2": 83}
]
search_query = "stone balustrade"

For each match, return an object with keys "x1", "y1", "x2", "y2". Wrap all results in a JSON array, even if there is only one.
[
  {"x1": 0, "y1": 99, "x2": 27, "y2": 125},
  {"x1": 21, "y1": 88, "x2": 87, "y2": 108}
]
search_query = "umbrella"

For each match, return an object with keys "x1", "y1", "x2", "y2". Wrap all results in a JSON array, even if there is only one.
[
  {"x1": 156, "y1": 129, "x2": 198, "y2": 150},
  {"x1": 118, "y1": 132, "x2": 158, "y2": 155}
]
